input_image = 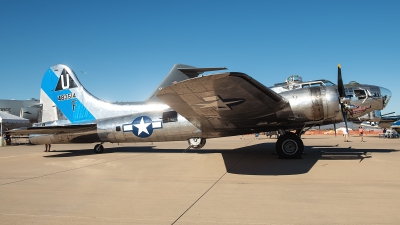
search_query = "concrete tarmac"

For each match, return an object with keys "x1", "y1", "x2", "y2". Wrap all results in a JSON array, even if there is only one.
[{"x1": 0, "y1": 134, "x2": 399, "y2": 224}]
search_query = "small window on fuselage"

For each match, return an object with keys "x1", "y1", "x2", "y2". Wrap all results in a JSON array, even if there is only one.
[{"x1": 163, "y1": 111, "x2": 178, "y2": 123}]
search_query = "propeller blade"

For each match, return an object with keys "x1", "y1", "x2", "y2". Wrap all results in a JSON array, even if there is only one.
[
  {"x1": 337, "y1": 64, "x2": 345, "y2": 97},
  {"x1": 337, "y1": 64, "x2": 349, "y2": 134}
]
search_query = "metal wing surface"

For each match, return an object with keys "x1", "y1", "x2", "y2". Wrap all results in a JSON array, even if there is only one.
[
  {"x1": 8, "y1": 124, "x2": 97, "y2": 135},
  {"x1": 157, "y1": 72, "x2": 290, "y2": 132}
]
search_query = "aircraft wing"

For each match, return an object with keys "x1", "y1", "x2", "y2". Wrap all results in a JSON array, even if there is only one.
[
  {"x1": 157, "y1": 72, "x2": 290, "y2": 132},
  {"x1": 8, "y1": 124, "x2": 97, "y2": 135}
]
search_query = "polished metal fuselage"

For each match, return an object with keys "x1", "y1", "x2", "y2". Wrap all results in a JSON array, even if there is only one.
[
  {"x1": 30, "y1": 84, "x2": 386, "y2": 145},
  {"x1": 29, "y1": 111, "x2": 199, "y2": 144}
]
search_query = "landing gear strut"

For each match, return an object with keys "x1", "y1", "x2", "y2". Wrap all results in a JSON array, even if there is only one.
[
  {"x1": 187, "y1": 138, "x2": 206, "y2": 150},
  {"x1": 94, "y1": 143, "x2": 104, "y2": 154},
  {"x1": 275, "y1": 132, "x2": 304, "y2": 159}
]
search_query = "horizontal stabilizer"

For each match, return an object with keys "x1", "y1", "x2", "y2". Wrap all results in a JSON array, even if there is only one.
[
  {"x1": 177, "y1": 67, "x2": 227, "y2": 78},
  {"x1": 146, "y1": 64, "x2": 227, "y2": 102},
  {"x1": 8, "y1": 124, "x2": 97, "y2": 135}
]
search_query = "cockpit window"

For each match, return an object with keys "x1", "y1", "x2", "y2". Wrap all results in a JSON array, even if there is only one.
[
  {"x1": 310, "y1": 82, "x2": 322, "y2": 87},
  {"x1": 323, "y1": 81, "x2": 335, "y2": 86},
  {"x1": 354, "y1": 90, "x2": 367, "y2": 100}
]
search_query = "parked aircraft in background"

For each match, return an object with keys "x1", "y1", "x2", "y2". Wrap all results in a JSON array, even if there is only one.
[
  {"x1": 10, "y1": 64, "x2": 391, "y2": 158},
  {"x1": 390, "y1": 120, "x2": 400, "y2": 132},
  {"x1": 360, "y1": 113, "x2": 400, "y2": 130},
  {"x1": 0, "y1": 98, "x2": 40, "y2": 122},
  {"x1": 379, "y1": 114, "x2": 400, "y2": 128}
]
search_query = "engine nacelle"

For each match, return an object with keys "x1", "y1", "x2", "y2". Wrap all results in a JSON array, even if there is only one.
[
  {"x1": 281, "y1": 86, "x2": 343, "y2": 124},
  {"x1": 20, "y1": 107, "x2": 38, "y2": 122}
]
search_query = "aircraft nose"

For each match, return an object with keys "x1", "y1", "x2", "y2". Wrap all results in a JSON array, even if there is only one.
[{"x1": 380, "y1": 87, "x2": 392, "y2": 108}]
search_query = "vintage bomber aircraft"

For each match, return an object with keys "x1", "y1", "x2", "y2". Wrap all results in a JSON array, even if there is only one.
[{"x1": 10, "y1": 64, "x2": 391, "y2": 158}]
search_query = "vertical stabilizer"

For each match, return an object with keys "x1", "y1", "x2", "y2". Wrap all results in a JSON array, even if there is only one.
[
  {"x1": 40, "y1": 64, "x2": 97, "y2": 124},
  {"x1": 146, "y1": 64, "x2": 198, "y2": 102}
]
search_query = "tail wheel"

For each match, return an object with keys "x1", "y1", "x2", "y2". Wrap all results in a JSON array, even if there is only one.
[
  {"x1": 94, "y1": 144, "x2": 104, "y2": 154},
  {"x1": 276, "y1": 133, "x2": 304, "y2": 159},
  {"x1": 188, "y1": 138, "x2": 206, "y2": 149}
]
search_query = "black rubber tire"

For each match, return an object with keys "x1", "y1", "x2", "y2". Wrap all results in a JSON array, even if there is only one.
[
  {"x1": 94, "y1": 144, "x2": 104, "y2": 154},
  {"x1": 275, "y1": 133, "x2": 304, "y2": 159}
]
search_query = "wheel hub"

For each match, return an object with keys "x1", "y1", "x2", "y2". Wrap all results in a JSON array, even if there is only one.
[
  {"x1": 189, "y1": 138, "x2": 201, "y2": 146},
  {"x1": 282, "y1": 140, "x2": 298, "y2": 155}
]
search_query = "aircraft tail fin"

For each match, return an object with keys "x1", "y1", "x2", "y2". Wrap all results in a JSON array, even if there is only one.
[
  {"x1": 40, "y1": 64, "x2": 150, "y2": 125},
  {"x1": 146, "y1": 64, "x2": 227, "y2": 102},
  {"x1": 39, "y1": 64, "x2": 98, "y2": 124}
]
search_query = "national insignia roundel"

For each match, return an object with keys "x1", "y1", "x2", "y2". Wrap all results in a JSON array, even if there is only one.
[{"x1": 132, "y1": 116, "x2": 153, "y2": 138}]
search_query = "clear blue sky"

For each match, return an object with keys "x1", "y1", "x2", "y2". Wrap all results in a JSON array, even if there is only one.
[{"x1": 1, "y1": 0, "x2": 399, "y2": 114}]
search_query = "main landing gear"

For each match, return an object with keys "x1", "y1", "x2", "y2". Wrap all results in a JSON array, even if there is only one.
[
  {"x1": 275, "y1": 132, "x2": 304, "y2": 159},
  {"x1": 94, "y1": 143, "x2": 104, "y2": 154}
]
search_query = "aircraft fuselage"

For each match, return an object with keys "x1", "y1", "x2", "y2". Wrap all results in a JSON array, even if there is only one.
[{"x1": 29, "y1": 84, "x2": 385, "y2": 145}]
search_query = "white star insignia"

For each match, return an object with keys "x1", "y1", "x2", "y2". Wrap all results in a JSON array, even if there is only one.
[{"x1": 134, "y1": 117, "x2": 151, "y2": 135}]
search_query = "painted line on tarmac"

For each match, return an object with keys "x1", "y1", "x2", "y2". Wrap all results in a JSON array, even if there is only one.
[{"x1": 171, "y1": 151, "x2": 248, "y2": 225}]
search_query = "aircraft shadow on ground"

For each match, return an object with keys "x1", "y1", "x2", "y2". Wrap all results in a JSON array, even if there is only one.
[{"x1": 43, "y1": 143, "x2": 398, "y2": 176}]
